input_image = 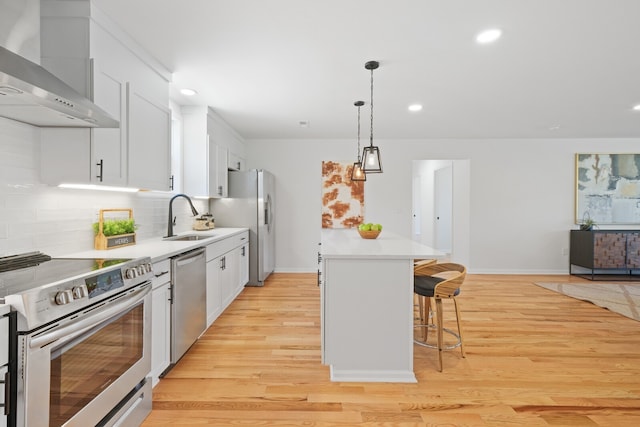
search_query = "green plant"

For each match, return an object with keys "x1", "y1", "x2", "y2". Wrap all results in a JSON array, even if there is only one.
[
  {"x1": 579, "y1": 213, "x2": 597, "y2": 231},
  {"x1": 93, "y1": 218, "x2": 138, "y2": 236}
]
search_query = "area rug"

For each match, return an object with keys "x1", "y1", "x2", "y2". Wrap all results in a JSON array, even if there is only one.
[{"x1": 533, "y1": 282, "x2": 640, "y2": 321}]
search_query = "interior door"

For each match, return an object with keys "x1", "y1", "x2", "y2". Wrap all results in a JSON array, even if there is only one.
[
  {"x1": 412, "y1": 175, "x2": 421, "y2": 240},
  {"x1": 434, "y1": 166, "x2": 453, "y2": 253}
]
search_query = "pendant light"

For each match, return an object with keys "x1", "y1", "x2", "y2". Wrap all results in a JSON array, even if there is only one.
[
  {"x1": 351, "y1": 101, "x2": 366, "y2": 181},
  {"x1": 361, "y1": 60, "x2": 382, "y2": 173}
]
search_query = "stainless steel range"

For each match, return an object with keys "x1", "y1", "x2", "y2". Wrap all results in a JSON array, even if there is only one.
[{"x1": 0, "y1": 252, "x2": 154, "y2": 427}]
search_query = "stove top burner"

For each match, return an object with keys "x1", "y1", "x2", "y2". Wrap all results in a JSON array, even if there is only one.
[{"x1": 0, "y1": 253, "x2": 132, "y2": 298}]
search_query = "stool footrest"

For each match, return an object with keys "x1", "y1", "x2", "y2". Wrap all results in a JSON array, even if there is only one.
[{"x1": 413, "y1": 324, "x2": 462, "y2": 350}]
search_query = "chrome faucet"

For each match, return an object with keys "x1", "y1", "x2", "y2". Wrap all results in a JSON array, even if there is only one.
[{"x1": 166, "y1": 194, "x2": 199, "y2": 238}]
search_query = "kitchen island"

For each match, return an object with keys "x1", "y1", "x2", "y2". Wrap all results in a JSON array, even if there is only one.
[{"x1": 320, "y1": 229, "x2": 444, "y2": 383}]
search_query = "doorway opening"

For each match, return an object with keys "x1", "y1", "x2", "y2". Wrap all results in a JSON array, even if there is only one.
[{"x1": 412, "y1": 159, "x2": 471, "y2": 267}]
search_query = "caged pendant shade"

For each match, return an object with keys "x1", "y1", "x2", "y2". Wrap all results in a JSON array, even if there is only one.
[
  {"x1": 351, "y1": 101, "x2": 366, "y2": 182},
  {"x1": 361, "y1": 60, "x2": 382, "y2": 173}
]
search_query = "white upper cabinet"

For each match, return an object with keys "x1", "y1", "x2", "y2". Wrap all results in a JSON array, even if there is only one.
[
  {"x1": 39, "y1": 0, "x2": 171, "y2": 191},
  {"x1": 182, "y1": 106, "x2": 245, "y2": 198},
  {"x1": 90, "y1": 60, "x2": 127, "y2": 186},
  {"x1": 228, "y1": 151, "x2": 245, "y2": 171},
  {"x1": 213, "y1": 144, "x2": 229, "y2": 198},
  {"x1": 182, "y1": 105, "x2": 210, "y2": 197},
  {"x1": 127, "y1": 83, "x2": 171, "y2": 191}
]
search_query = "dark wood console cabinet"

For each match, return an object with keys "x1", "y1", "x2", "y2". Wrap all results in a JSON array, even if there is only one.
[{"x1": 570, "y1": 230, "x2": 640, "y2": 279}]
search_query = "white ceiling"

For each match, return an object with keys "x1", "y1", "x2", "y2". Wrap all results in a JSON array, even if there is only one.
[{"x1": 92, "y1": 0, "x2": 640, "y2": 140}]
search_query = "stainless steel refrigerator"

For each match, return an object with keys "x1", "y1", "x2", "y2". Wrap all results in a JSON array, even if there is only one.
[{"x1": 213, "y1": 169, "x2": 275, "y2": 286}]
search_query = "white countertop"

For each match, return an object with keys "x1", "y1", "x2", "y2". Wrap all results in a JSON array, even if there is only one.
[
  {"x1": 65, "y1": 228, "x2": 248, "y2": 263},
  {"x1": 320, "y1": 228, "x2": 445, "y2": 259}
]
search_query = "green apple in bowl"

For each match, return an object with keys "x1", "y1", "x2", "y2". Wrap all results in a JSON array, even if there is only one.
[{"x1": 359, "y1": 223, "x2": 372, "y2": 231}]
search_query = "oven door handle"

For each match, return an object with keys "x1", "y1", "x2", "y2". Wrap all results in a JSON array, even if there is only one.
[{"x1": 29, "y1": 284, "x2": 150, "y2": 349}]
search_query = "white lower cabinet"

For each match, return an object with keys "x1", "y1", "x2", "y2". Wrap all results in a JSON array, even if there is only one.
[
  {"x1": 205, "y1": 254, "x2": 223, "y2": 326},
  {"x1": 239, "y1": 242, "x2": 249, "y2": 288},
  {"x1": 151, "y1": 259, "x2": 171, "y2": 387},
  {"x1": 205, "y1": 231, "x2": 249, "y2": 326}
]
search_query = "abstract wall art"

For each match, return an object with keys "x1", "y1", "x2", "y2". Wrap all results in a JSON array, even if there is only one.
[
  {"x1": 575, "y1": 153, "x2": 640, "y2": 224},
  {"x1": 321, "y1": 161, "x2": 364, "y2": 228}
]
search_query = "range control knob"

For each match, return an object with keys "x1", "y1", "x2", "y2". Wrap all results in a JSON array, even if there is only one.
[
  {"x1": 145, "y1": 263, "x2": 153, "y2": 274},
  {"x1": 72, "y1": 285, "x2": 88, "y2": 299},
  {"x1": 55, "y1": 289, "x2": 74, "y2": 305},
  {"x1": 137, "y1": 265, "x2": 146, "y2": 276},
  {"x1": 125, "y1": 268, "x2": 138, "y2": 279}
]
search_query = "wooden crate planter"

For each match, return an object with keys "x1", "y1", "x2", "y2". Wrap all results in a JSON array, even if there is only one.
[{"x1": 94, "y1": 208, "x2": 137, "y2": 250}]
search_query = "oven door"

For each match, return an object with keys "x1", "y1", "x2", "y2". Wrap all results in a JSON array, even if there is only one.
[{"x1": 18, "y1": 282, "x2": 151, "y2": 427}]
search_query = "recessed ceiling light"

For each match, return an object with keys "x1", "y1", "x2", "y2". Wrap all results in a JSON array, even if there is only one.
[
  {"x1": 180, "y1": 88, "x2": 197, "y2": 96},
  {"x1": 476, "y1": 28, "x2": 502, "y2": 44},
  {"x1": 299, "y1": 120, "x2": 310, "y2": 127},
  {"x1": 632, "y1": 104, "x2": 640, "y2": 111},
  {"x1": 408, "y1": 104, "x2": 423, "y2": 112}
]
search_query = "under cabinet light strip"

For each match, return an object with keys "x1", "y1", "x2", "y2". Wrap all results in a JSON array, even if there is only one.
[{"x1": 59, "y1": 183, "x2": 139, "y2": 192}]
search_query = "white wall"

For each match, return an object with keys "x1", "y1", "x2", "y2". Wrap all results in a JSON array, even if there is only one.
[
  {"x1": 2, "y1": 114, "x2": 638, "y2": 273},
  {"x1": 246, "y1": 137, "x2": 640, "y2": 274},
  {"x1": 0, "y1": 117, "x2": 207, "y2": 257}
]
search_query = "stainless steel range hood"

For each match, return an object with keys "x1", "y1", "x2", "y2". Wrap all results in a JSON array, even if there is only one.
[{"x1": 0, "y1": 45, "x2": 119, "y2": 128}]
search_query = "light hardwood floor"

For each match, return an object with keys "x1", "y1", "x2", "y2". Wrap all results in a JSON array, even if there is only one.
[{"x1": 142, "y1": 273, "x2": 640, "y2": 426}]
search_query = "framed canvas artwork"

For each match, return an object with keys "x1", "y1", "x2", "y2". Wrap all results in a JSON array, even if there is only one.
[
  {"x1": 321, "y1": 161, "x2": 364, "y2": 228},
  {"x1": 575, "y1": 153, "x2": 640, "y2": 224}
]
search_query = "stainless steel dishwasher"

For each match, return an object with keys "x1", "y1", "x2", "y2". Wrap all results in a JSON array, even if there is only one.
[{"x1": 171, "y1": 247, "x2": 207, "y2": 365}]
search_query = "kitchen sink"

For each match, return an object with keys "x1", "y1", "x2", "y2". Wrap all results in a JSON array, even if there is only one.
[{"x1": 164, "y1": 234, "x2": 214, "y2": 242}]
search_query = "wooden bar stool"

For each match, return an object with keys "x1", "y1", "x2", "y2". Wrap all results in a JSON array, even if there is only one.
[{"x1": 413, "y1": 262, "x2": 467, "y2": 372}]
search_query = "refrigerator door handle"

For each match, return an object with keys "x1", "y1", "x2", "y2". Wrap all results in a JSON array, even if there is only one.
[{"x1": 265, "y1": 194, "x2": 272, "y2": 232}]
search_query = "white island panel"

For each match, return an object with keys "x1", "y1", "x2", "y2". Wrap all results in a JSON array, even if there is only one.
[{"x1": 320, "y1": 229, "x2": 444, "y2": 383}]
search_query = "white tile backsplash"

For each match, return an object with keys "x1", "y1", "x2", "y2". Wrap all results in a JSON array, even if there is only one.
[{"x1": 0, "y1": 117, "x2": 207, "y2": 257}]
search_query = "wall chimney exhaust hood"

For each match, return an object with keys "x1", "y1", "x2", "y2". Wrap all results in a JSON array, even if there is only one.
[{"x1": 0, "y1": 45, "x2": 119, "y2": 128}]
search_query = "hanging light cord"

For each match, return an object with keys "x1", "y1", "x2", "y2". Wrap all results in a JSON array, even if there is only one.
[
  {"x1": 356, "y1": 104, "x2": 362, "y2": 161},
  {"x1": 369, "y1": 67, "x2": 374, "y2": 147}
]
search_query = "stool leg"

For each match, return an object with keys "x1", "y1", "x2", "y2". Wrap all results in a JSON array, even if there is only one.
[
  {"x1": 423, "y1": 296, "x2": 431, "y2": 342},
  {"x1": 453, "y1": 297, "x2": 465, "y2": 358},
  {"x1": 417, "y1": 295, "x2": 425, "y2": 341},
  {"x1": 435, "y1": 297, "x2": 444, "y2": 372}
]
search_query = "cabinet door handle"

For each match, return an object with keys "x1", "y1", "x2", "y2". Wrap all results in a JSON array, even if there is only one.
[
  {"x1": 170, "y1": 175, "x2": 174, "y2": 191},
  {"x1": 96, "y1": 159, "x2": 104, "y2": 182},
  {"x1": 0, "y1": 370, "x2": 9, "y2": 415},
  {"x1": 241, "y1": 247, "x2": 246, "y2": 256},
  {"x1": 218, "y1": 185, "x2": 223, "y2": 196},
  {"x1": 237, "y1": 161, "x2": 241, "y2": 170}
]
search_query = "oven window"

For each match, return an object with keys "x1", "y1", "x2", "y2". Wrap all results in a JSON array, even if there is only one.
[{"x1": 49, "y1": 303, "x2": 144, "y2": 426}]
